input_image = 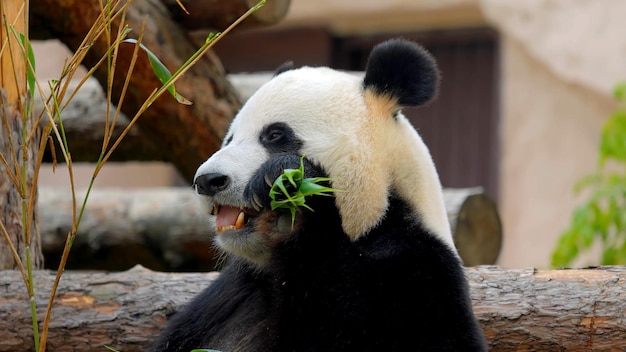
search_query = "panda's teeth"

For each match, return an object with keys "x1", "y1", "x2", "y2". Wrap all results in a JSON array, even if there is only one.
[
  {"x1": 211, "y1": 204, "x2": 220, "y2": 216},
  {"x1": 235, "y1": 211, "x2": 245, "y2": 230},
  {"x1": 217, "y1": 225, "x2": 235, "y2": 233}
]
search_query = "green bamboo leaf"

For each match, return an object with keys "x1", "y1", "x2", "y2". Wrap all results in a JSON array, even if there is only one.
[
  {"x1": 268, "y1": 156, "x2": 340, "y2": 225},
  {"x1": 123, "y1": 38, "x2": 192, "y2": 105},
  {"x1": 299, "y1": 180, "x2": 336, "y2": 197},
  {"x1": 9, "y1": 27, "x2": 36, "y2": 102},
  {"x1": 284, "y1": 167, "x2": 303, "y2": 189}
]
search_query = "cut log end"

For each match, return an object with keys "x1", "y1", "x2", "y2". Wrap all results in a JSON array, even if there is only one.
[
  {"x1": 444, "y1": 188, "x2": 502, "y2": 266},
  {"x1": 453, "y1": 193, "x2": 502, "y2": 266}
]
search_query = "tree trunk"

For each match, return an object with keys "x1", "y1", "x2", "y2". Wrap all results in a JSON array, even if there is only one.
[
  {"x1": 30, "y1": 0, "x2": 242, "y2": 182},
  {"x1": 1, "y1": 266, "x2": 625, "y2": 351},
  {"x1": 0, "y1": 1, "x2": 43, "y2": 269}
]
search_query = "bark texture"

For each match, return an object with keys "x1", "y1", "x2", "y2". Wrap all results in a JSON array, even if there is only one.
[
  {"x1": 36, "y1": 79, "x2": 161, "y2": 163},
  {"x1": 471, "y1": 266, "x2": 626, "y2": 351},
  {"x1": 1, "y1": 266, "x2": 625, "y2": 351},
  {"x1": 36, "y1": 74, "x2": 274, "y2": 164},
  {"x1": 162, "y1": 0, "x2": 291, "y2": 31}
]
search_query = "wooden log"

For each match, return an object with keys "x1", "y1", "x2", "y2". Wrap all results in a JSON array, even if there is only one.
[
  {"x1": 38, "y1": 187, "x2": 218, "y2": 272},
  {"x1": 36, "y1": 79, "x2": 162, "y2": 163},
  {"x1": 30, "y1": 0, "x2": 242, "y2": 182},
  {"x1": 30, "y1": 0, "x2": 290, "y2": 40},
  {"x1": 1, "y1": 265, "x2": 625, "y2": 351},
  {"x1": 471, "y1": 266, "x2": 626, "y2": 351},
  {"x1": 162, "y1": 0, "x2": 291, "y2": 31},
  {"x1": 446, "y1": 187, "x2": 502, "y2": 265},
  {"x1": 38, "y1": 186, "x2": 501, "y2": 271},
  {"x1": 37, "y1": 74, "x2": 274, "y2": 164}
]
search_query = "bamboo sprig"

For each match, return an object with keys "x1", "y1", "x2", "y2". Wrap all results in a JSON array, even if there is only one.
[{"x1": 269, "y1": 156, "x2": 339, "y2": 227}]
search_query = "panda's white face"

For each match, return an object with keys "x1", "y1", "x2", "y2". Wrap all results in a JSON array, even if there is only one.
[
  {"x1": 194, "y1": 67, "x2": 369, "y2": 264},
  {"x1": 194, "y1": 40, "x2": 457, "y2": 266}
]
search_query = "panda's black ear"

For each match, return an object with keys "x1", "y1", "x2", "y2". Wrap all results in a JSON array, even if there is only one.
[
  {"x1": 363, "y1": 39, "x2": 439, "y2": 106},
  {"x1": 274, "y1": 61, "x2": 295, "y2": 77}
]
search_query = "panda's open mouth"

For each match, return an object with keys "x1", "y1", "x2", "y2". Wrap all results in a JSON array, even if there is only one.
[{"x1": 211, "y1": 204, "x2": 259, "y2": 233}]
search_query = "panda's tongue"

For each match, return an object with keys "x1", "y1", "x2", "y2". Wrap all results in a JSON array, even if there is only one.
[{"x1": 216, "y1": 205, "x2": 245, "y2": 232}]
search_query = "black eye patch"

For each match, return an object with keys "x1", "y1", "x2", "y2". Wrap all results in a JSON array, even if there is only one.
[{"x1": 260, "y1": 122, "x2": 303, "y2": 154}]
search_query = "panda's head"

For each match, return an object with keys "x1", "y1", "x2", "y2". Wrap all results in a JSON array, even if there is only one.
[{"x1": 194, "y1": 39, "x2": 455, "y2": 265}]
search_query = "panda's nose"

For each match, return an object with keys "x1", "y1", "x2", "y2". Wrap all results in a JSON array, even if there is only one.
[{"x1": 194, "y1": 173, "x2": 231, "y2": 196}]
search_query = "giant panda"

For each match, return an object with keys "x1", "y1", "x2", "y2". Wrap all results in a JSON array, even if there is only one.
[{"x1": 149, "y1": 38, "x2": 487, "y2": 352}]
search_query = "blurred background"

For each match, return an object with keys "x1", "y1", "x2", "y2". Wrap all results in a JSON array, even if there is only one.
[{"x1": 33, "y1": 0, "x2": 626, "y2": 269}]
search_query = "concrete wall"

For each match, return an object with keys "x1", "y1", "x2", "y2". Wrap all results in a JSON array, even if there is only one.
[{"x1": 481, "y1": 1, "x2": 624, "y2": 267}]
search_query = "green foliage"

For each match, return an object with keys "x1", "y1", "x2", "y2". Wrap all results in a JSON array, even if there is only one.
[
  {"x1": 123, "y1": 38, "x2": 192, "y2": 105},
  {"x1": 552, "y1": 82, "x2": 626, "y2": 267},
  {"x1": 269, "y1": 156, "x2": 339, "y2": 226},
  {"x1": 10, "y1": 27, "x2": 36, "y2": 102}
]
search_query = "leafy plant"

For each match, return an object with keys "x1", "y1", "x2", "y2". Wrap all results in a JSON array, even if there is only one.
[
  {"x1": 269, "y1": 156, "x2": 339, "y2": 226},
  {"x1": 552, "y1": 82, "x2": 626, "y2": 267}
]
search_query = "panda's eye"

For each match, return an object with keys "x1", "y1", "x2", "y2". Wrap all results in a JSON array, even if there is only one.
[
  {"x1": 261, "y1": 124, "x2": 286, "y2": 144},
  {"x1": 267, "y1": 130, "x2": 284, "y2": 142},
  {"x1": 260, "y1": 122, "x2": 303, "y2": 154}
]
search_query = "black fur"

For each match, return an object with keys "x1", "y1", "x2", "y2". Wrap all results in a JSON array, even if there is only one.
[
  {"x1": 363, "y1": 39, "x2": 439, "y2": 106},
  {"x1": 274, "y1": 61, "x2": 295, "y2": 76},
  {"x1": 259, "y1": 122, "x2": 304, "y2": 155},
  {"x1": 150, "y1": 154, "x2": 487, "y2": 352}
]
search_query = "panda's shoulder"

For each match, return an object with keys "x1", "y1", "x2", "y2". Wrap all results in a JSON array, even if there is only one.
[{"x1": 357, "y1": 194, "x2": 464, "y2": 279}]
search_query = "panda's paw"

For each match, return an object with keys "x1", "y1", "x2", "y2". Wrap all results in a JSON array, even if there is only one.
[{"x1": 244, "y1": 154, "x2": 327, "y2": 211}]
